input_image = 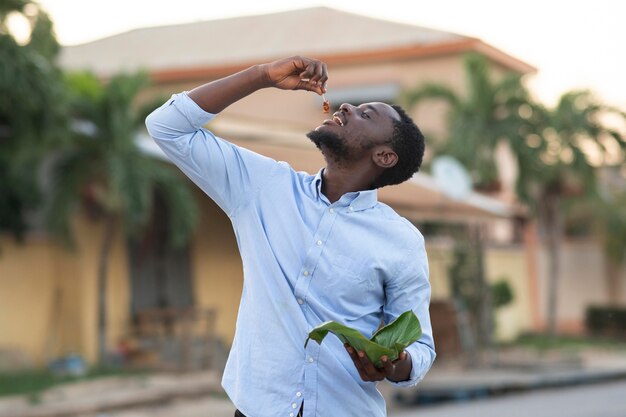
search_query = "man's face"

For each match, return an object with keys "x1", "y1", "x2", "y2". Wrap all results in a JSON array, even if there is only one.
[{"x1": 307, "y1": 102, "x2": 400, "y2": 165}]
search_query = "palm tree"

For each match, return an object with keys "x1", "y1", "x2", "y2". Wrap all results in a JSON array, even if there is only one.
[
  {"x1": 46, "y1": 71, "x2": 199, "y2": 364},
  {"x1": 0, "y1": 0, "x2": 66, "y2": 240},
  {"x1": 515, "y1": 91, "x2": 626, "y2": 336},
  {"x1": 403, "y1": 53, "x2": 533, "y2": 190},
  {"x1": 403, "y1": 53, "x2": 534, "y2": 348},
  {"x1": 404, "y1": 54, "x2": 626, "y2": 338}
]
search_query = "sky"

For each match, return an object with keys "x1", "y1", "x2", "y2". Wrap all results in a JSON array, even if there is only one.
[{"x1": 31, "y1": 0, "x2": 626, "y2": 110}]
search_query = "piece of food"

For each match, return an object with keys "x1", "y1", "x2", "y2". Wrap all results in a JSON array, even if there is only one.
[
  {"x1": 322, "y1": 94, "x2": 330, "y2": 113},
  {"x1": 300, "y1": 77, "x2": 330, "y2": 112},
  {"x1": 305, "y1": 310, "x2": 421, "y2": 367}
]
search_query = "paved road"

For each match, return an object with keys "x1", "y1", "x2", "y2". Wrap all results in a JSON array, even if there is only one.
[
  {"x1": 104, "y1": 380, "x2": 626, "y2": 417},
  {"x1": 104, "y1": 397, "x2": 236, "y2": 417},
  {"x1": 389, "y1": 380, "x2": 626, "y2": 417}
]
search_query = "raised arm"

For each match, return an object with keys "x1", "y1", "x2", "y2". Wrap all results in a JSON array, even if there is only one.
[
  {"x1": 188, "y1": 56, "x2": 328, "y2": 113},
  {"x1": 145, "y1": 56, "x2": 328, "y2": 217}
]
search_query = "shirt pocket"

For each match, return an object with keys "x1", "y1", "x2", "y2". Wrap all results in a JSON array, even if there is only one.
[
  {"x1": 328, "y1": 254, "x2": 379, "y2": 321},
  {"x1": 331, "y1": 254, "x2": 370, "y2": 284}
]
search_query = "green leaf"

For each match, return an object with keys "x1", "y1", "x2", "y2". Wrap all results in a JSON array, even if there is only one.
[
  {"x1": 305, "y1": 310, "x2": 421, "y2": 367},
  {"x1": 370, "y1": 310, "x2": 422, "y2": 349}
]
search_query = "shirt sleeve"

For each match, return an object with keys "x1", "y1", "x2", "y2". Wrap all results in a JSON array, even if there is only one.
[
  {"x1": 383, "y1": 233, "x2": 436, "y2": 387},
  {"x1": 145, "y1": 92, "x2": 280, "y2": 217}
]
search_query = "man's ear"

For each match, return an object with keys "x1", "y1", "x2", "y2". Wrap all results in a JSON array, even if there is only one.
[{"x1": 372, "y1": 146, "x2": 398, "y2": 169}]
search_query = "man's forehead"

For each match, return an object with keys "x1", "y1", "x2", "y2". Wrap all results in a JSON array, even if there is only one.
[{"x1": 361, "y1": 102, "x2": 401, "y2": 121}]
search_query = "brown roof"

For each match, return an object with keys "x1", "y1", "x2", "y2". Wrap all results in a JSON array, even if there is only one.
[{"x1": 60, "y1": 7, "x2": 535, "y2": 78}]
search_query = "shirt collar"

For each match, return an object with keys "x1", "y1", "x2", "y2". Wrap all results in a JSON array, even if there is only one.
[{"x1": 313, "y1": 168, "x2": 378, "y2": 212}]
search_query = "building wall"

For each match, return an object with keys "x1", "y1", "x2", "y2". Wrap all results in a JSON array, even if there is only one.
[
  {"x1": 54, "y1": 215, "x2": 132, "y2": 364},
  {"x1": 53, "y1": 244, "x2": 84, "y2": 361},
  {"x1": 422, "y1": 239, "x2": 536, "y2": 343},
  {"x1": 485, "y1": 245, "x2": 535, "y2": 341},
  {"x1": 189, "y1": 194, "x2": 243, "y2": 345},
  {"x1": 0, "y1": 213, "x2": 131, "y2": 367},
  {"x1": 0, "y1": 236, "x2": 59, "y2": 366},
  {"x1": 535, "y1": 240, "x2": 626, "y2": 334},
  {"x1": 425, "y1": 240, "x2": 454, "y2": 301}
]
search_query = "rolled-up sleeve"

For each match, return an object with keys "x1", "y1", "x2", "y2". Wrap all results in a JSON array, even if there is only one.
[
  {"x1": 383, "y1": 233, "x2": 436, "y2": 387},
  {"x1": 145, "y1": 92, "x2": 280, "y2": 217}
]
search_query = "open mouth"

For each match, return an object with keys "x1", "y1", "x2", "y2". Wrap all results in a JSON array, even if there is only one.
[
  {"x1": 319, "y1": 113, "x2": 345, "y2": 129},
  {"x1": 333, "y1": 115, "x2": 344, "y2": 126},
  {"x1": 322, "y1": 114, "x2": 343, "y2": 126},
  {"x1": 321, "y1": 116, "x2": 343, "y2": 127}
]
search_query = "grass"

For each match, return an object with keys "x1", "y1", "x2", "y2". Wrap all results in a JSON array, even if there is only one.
[{"x1": 0, "y1": 366, "x2": 149, "y2": 402}]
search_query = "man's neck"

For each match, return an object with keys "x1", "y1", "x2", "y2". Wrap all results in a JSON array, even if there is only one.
[{"x1": 321, "y1": 165, "x2": 374, "y2": 203}]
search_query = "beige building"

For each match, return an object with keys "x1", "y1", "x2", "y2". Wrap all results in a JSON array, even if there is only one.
[{"x1": 1, "y1": 7, "x2": 578, "y2": 368}]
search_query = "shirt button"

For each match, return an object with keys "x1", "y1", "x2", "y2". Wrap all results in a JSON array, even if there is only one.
[
  {"x1": 303, "y1": 270, "x2": 309, "y2": 276},
  {"x1": 329, "y1": 208, "x2": 335, "y2": 213},
  {"x1": 348, "y1": 206, "x2": 354, "y2": 212},
  {"x1": 292, "y1": 403, "x2": 298, "y2": 409},
  {"x1": 296, "y1": 392, "x2": 302, "y2": 397},
  {"x1": 297, "y1": 298, "x2": 304, "y2": 305},
  {"x1": 290, "y1": 414, "x2": 294, "y2": 417},
  {"x1": 308, "y1": 357, "x2": 314, "y2": 363},
  {"x1": 316, "y1": 240, "x2": 322, "y2": 246}
]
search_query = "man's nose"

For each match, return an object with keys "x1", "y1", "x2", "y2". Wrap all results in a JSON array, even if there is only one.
[{"x1": 339, "y1": 103, "x2": 354, "y2": 114}]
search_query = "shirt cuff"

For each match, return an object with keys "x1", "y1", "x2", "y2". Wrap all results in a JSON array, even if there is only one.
[
  {"x1": 172, "y1": 91, "x2": 216, "y2": 128},
  {"x1": 386, "y1": 344, "x2": 434, "y2": 388}
]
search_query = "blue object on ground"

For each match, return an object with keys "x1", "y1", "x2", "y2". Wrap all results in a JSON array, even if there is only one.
[{"x1": 48, "y1": 353, "x2": 87, "y2": 377}]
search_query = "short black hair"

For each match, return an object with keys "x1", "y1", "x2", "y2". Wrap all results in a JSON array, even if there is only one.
[{"x1": 371, "y1": 105, "x2": 425, "y2": 189}]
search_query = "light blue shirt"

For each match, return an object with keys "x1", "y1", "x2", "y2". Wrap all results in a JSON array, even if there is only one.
[{"x1": 146, "y1": 93, "x2": 436, "y2": 417}]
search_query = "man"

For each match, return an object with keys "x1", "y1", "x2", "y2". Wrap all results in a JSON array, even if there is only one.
[{"x1": 146, "y1": 56, "x2": 435, "y2": 417}]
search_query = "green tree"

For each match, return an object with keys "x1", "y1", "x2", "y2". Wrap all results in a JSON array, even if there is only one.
[
  {"x1": 0, "y1": 0, "x2": 66, "y2": 239},
  {"x1": 46, "y1": 71, "x2": 199, "y2": 363},
  {"x1": 404, "y1": 54, "x2": 626, "y2": 337},
  {"x1": 515, "y1": 91, "x2": 626, "y2": 336},
  {"x1": 403, "y1": 53, "x2": 533, "y2": 190},
  {"x1": 447, "y1": 225, "x2": 490, "y2": 355},
  {"x1": 404, "y1": 54, "x2": 532, "y2": 349}
]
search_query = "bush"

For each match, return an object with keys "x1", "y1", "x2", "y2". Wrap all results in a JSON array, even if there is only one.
[
  {"x1": 585, "y1": 305, "x2": 626, "y2": 338},
  {"x1": 491, "y1": 279, "x2": 514, "y2": 309}
]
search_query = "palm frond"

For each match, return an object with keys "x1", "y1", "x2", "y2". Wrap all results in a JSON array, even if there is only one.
[
  {"x1": 402, "y1": 83, "x2": 460, "y2": 108},
  {"x1": 150, "y1": 163, "x2": 199, "y2": 248},
  {"x1": 45, "y1": 146, "x2": 96, "y2": 246},
  {"x1": 112, "y1": 155, "x2": 153, "y2": 237},
  {"x1": 464, "y1": 53, "x2": 494, "y2": 117}
]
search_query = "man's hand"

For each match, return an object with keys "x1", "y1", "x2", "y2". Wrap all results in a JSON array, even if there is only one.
[
  {"x1": 188, "y1": 56, "x2": 328, "y2": 114},
  {"x1": 260, "y1": 56, "x2": 328, "y2": 95},
  {"x1": 344, "y1": 343, "x2": 412, "y2": 383}
]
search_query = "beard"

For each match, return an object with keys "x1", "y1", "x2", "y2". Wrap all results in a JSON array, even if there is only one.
[{"x1": 306, "y1": 129, "x2": 351, "y2": 165}]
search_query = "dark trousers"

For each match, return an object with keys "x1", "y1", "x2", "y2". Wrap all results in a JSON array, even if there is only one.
[{"x1": 235, "y1": 402, "x2": 303, "y2": 417}]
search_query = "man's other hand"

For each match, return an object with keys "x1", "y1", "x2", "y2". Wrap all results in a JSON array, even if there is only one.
[{"x1": 344, "y1": 343, "x2": 412, "y2": 383}]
